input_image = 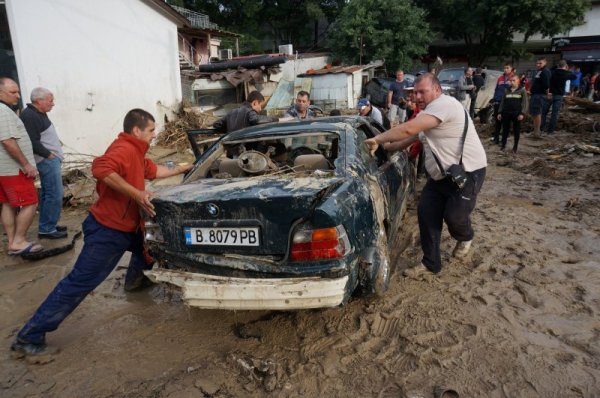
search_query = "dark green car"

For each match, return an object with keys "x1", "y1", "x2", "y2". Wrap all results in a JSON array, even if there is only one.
[{"x1": 144, "y1": 116, "x2": 416, "y2": 309}]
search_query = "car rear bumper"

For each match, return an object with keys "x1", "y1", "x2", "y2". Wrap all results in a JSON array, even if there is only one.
[{"x1": 145, "y1": 268, "x2": 349, "y2": 310}]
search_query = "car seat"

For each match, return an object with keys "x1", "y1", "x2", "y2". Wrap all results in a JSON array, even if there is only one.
[{"x1": 293, "y1": 154, "x2": 330, "y2": 171}]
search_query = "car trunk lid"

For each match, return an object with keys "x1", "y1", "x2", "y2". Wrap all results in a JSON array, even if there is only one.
[{"x1": 152, "y1": 176, "x2": 343, "y2": 256}]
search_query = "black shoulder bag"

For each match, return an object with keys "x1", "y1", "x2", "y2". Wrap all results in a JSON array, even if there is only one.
[{"x1": 431, "y1": 110, "x2": 469, "y2": 190}]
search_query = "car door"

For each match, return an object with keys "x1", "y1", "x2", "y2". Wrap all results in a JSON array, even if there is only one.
[{"x1": 354, "y1": 123, "x2": 404, "y2": 229}]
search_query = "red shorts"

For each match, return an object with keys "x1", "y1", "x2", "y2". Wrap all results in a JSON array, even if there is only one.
[{"x1": 0, "y1": 170, "x2": 38, "y2": 207}]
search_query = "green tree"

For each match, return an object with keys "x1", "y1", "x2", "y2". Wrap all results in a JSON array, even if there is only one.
[
  {"x1": 328, "y1": 0, "x2": 432, "y2": 71},
  {"x1": 170, "y1": 0, "x2": 347, "y2": 54},
  {"x1": 417, "y1": 0, "x2": 590, "y2": 65}
]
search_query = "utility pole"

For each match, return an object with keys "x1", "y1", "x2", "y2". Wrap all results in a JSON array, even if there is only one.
[{"x1": 359, "y1": 34, "x2": 363, "y2": 65}]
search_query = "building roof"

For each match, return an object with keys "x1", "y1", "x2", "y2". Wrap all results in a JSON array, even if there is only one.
[
  {"x1": 145, "y1": 0, "x2": 189, "y2": 26},
  {"x1": 179, "y1": 26, "x2": 241, "y2": 39},
  {"x1": 145, "y1": 1, "x2": 241, "y2": 38},
  {"x1": 297, "y1": 61, "x2": 384, "y2": 77}
]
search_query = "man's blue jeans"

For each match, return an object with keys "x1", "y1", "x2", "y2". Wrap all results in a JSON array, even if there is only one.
[
  {"x1": 541, "y1": 95, "x2": 563, "y2": 134},
  {"x1": 37, "y1": 157, "x2": 63, "y2": 233},
  {"x1": 16, "y1": 214, "x2": 150, "y2": 345}
]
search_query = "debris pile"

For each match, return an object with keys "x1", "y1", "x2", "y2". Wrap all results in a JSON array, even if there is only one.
[
  {"x1": 156, "y1": 105, "x2": 218, "y2": 151},
  {"x1": 476, "y1": 106, "x2": 600, "y2": 137},
  {"x1": 525, "y1": 158, "x2": 564, "y2": 179},
  {"x1": 62, "y1": 168, "x2": 96, "y2": 207}
]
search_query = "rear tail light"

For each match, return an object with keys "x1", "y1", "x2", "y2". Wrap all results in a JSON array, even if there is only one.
[{"x1": 290, "y1": 225, "x2": 351, "y2": 261}]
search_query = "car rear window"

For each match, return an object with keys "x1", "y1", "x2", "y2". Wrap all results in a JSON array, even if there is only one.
[{"x1": 186, "y1": 132, "x2": 340, "y2": 182}]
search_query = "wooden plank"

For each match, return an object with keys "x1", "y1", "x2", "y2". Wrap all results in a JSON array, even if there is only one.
[{"x1": 564, "y1": 96, "x2": 600, "y2": 111}]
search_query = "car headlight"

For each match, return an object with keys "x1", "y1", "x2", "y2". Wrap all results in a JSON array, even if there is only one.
[{"x1": 144, "y1": 220, "x2": 165, "y2": 242}]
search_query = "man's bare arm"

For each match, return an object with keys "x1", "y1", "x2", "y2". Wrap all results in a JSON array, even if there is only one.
[
  {"x1": 155, "y1": 163, "x2": 193, "y2": 178},
  {"x1": 1, "y1": 138, "x2": 38, "y2": 178},
  {"x1": 383, "y1": 135, "x2": 419, "y2": 152},
  {"x1": 365, "y1": 114, "x2": 440, "y2": 156}
]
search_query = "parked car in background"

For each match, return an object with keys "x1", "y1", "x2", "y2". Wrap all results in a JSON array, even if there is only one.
[
  {"x1": 437, "y1": 68, "x2": 502, "y2": 122},
  {"x1": 364, "y1": 74, "x2": 415, "y2": 108},
  {"x1": 144, "y1": 116, "x2": 417, "y2": 310}
]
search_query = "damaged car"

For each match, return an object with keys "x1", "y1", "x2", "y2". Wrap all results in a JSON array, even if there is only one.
[
  {"x1": 437, "y1": 67, "x2": 502, "y2": 122},
  {"x1": 144, "y1": 116, "x2": 416, "y2": 310}
]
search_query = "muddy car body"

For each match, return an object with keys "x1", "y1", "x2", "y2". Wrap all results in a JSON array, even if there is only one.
[
  {"x1": 145, "y1": 117, "x2": 416, "y2": 310},
  {"x1": 437, "y1": 68, "x2": 502, "y2": 121},
  {"x1": 364, "y1": 75, "x2": 416, "y2": 108}
]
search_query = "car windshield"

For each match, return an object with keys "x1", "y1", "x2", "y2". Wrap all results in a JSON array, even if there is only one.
[
  {"x1": 437, "y1": 69, "x2": 462, "y2": 83},
  {"x1": 186, "y1": 132, "x2": 340, "y2": 182}
]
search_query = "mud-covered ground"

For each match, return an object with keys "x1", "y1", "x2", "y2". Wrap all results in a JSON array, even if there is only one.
[{"x1": 1, "y1": 112, "x2": 600, "y2": 397}]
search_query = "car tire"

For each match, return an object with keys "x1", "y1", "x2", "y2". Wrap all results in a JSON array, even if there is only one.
[
  {"x1": 478, "y1": 106, "x2": 493, "y2": 124},
  {"x1": 371, "y1": 247, "x2": 391, "y2": 297},
  {"x1": 360, "y1": 233, "x2": 391, "y2": 297}
]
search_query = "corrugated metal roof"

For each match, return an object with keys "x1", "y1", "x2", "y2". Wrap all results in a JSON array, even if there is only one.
[{"x1": 297, "y1": 61, "x2": 383, "y2": 77}]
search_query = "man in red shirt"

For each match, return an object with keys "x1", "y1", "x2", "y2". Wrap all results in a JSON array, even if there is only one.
[{"x1": 11, "y1": 109, "x2": 192, "y2": 363}]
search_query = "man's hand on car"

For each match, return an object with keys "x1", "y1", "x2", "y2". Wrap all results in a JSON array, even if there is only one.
[{"x1": 365, "y1": 138, "x2": 379, "y2": 157}]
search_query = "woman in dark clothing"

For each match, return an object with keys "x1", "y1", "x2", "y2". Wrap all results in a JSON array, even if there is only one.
[{"x1": 497, "y1": 76, "x2": 529, "y2": 153}]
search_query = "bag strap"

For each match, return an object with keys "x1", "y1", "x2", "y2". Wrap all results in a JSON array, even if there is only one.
[
  {"x1": 457, "y1": 110, "x2": 468, "y2": 164},
  {"x1": 431, "y1": 110, "x2": 469, "y2": 174}
]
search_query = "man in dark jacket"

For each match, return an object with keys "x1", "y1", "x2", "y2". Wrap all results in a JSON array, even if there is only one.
[
  {"x1": 491, "y1": 63, "x2": 514, "y2": 143},
  {"x1": 541, "y1": 60, "x2": 576, "y2": 135},
  {"x1": 470, "y1": 68, "x2": 485, "y2": 118},
  {"x1": 20, "y1": 87, "x2": 68, "y2": 240},
  {"x1": 213, "y1": 91, "x2": 273, "y2": 133},
  {"x1": 529, "y1": 57, "x2": 551, "y2": 138}
]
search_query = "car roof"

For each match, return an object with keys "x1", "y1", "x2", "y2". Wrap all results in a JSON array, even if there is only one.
[{"x1": 222, "y1": 116, "x2": 368, "y2": 141}]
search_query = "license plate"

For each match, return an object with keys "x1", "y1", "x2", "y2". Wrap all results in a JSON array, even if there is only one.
[{"x1": 184, "y1": 227, "x2": 260, "y2": 246}]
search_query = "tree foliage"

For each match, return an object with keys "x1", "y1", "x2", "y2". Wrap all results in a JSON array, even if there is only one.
[
  {"x1": 171, "y1": 0, "x2": 347, "y2": 53},
  {"x1": 328, "y1": 0, "x2": 432, "y2": 71},
  {"x1": 417, "y1": 0, "x2": 591, "y2": 64}
]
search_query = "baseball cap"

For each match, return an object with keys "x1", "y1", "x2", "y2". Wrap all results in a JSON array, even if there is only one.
[{"x1": 357, "y1": 98, "x2": 370, "y2": 110}]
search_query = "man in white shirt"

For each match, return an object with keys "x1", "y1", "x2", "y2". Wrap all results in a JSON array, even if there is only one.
[{"x1": 365, "y1": 73, "x2": 487, "y2": 277}]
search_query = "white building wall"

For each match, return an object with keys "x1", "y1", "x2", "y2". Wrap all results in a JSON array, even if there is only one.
[
  {"x1": 280, "y1": 56, "x2": 330, "y2": 81},
  {"x1": 6, "y1": 0, "x2": 182, "y2": 157},
  {"x1": 569, "y1": 4, "x2": 600, "y2": 37},
  {"x1": 308, "y1": 74, "x2": 349, "y2": 110},
  {"x1": 350, "y1": 71, "x2": 362, "y2": 108}
]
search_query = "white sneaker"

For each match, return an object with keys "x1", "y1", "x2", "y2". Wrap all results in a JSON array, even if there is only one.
[
  {"x1": 452, "y1": 240, "x2": 472, "y2": 258},
  {"x1": 402, "y1": 263, "x2": 432, "y2": 278}
]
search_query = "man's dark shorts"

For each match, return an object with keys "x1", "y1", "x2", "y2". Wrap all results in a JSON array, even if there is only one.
[{"x1": 530, "y1": 94, "x2": 546, "y2": 116}]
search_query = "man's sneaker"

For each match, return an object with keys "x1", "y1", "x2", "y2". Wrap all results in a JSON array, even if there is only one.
[
  {"x1": 10, "y1": 341, "x2": 59, "y2": 364},
  {"x1": 402, "y1": 263, "x2": 433, "y2": 279},
  {"x1": 38, "y1": 230, "x2": 68, "y2": 239},
  {"x1": 452, "y1": 240, "x2": 472, "y2": 258},
  {"x1": 56, "y1": 225, "x2": 68, "y2": 232}
]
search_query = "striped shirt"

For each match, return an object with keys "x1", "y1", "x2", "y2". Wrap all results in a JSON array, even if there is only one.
[{"x1": 0, "y1": 102, "x2": 36, "y2": 176}]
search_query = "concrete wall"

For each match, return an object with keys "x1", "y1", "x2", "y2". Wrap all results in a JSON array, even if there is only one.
[
  {"x1": 279, "y1": 55, "x2": 330, "y2": 81},
  {"x1": 6, "y1": 0, "x2": 182, "y2": 157},
  {"x1": 569, "y1": 4, "x2": 600, "y2": 37}
]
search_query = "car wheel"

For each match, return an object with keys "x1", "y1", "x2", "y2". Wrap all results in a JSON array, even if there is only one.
[
  {"x1": 371, "y1": 246, "x2": 391, "y2": 297},
  {"x1": 360, "y1": 232, "x2": 391, "y2": 297},
  {"x1": 478, "y1": 106, "x2": 493, "y2": 124}
]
